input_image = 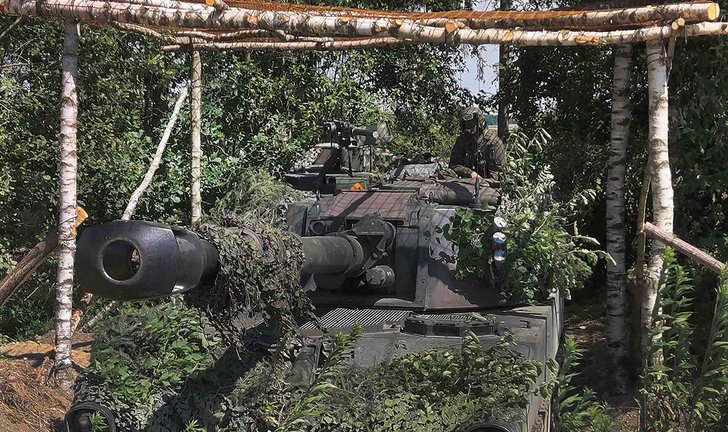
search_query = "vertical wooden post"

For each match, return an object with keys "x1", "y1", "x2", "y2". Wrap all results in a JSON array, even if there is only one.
[
  {"x1": 54, "y1": 20, "x2": 80, "y2": 391},
  {"x1": 606, "y1": 44, "x2": 632, "y2": 394},
  {"x1": 190, "y1": 49, "x2": 202, "y2": 226},
  {"x1": 497, "y1": 0, "x2": 511, "y2": 141},
  {"x1": 642, "y1": 39, "x2": 674, "y2": 362}
]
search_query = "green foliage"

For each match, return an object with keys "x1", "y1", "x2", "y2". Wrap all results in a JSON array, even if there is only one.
[
  {"x1": 86, "y1": 302, "x2": 219, "y2": 405},
  {"x1": 668, "y1": 12, "x2": 728, "y2": 259},
  {"x1": 443, "y1": 130, "x2": 610, "y2": 303},
  {"x1": 502, "y1": 131, "x2": 610, "y2": 302},
  {"x1": 691, "y1": 266, "x2": 728, "y2": 429},
  {"x1": 639, "y1": 249, "x2": 728, "y2": 432},
  {"x1": 440, "y1": 207, "x2": 493, "y2": 281},
  {"x1": 277, "y1": 330, "x2": 541, "y2": 432},
  {"x1": 271, "y1": 323, "x2": 365, "y2": 431},
  {"x1": 77, "y1": 306, "x2": 543, "y2": 432},
  {"x1": 88, "y1": 411, "x2": 110, "y2": 432},
  {"x1": 0, "y1": 266, "x2": 56, "y2": 340},
  {"x1": 207, "y1": 169, "x2": 304, "y2": 226},
  {"x1": 554, "y1": 338, "x2": 622, "y2": 432}
]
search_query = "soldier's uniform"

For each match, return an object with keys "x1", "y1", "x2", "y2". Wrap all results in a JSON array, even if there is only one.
[{"x1": 448, "y1": 108, "x2": 506, "y2": 181}]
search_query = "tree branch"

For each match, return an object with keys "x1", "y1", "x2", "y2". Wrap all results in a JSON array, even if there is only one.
[
  {"x1": 643, "y1": 222, "x2": 725, "y2": 274},
  {"x1": 0, "y1": 16, "x2": 23, "y2": 42}
]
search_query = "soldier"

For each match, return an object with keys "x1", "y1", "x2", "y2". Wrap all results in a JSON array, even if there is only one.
[{"x1": 449, "y1": 105, "x2": 506, "y2": 182}]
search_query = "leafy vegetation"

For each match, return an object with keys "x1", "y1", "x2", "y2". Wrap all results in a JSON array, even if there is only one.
[
  {"x1": 639, "y1": 249, "x2": 728, "y2": 432},
  {"x1": 444, "y1": 130, "x2": 610, "y2": 303},
  {"x1": 79, "y1": 307, "x2": 546, "y2": 432},
  {"x1": 554, "y1": 338, "x2": 622, "y2": 432},
  {"x1": 286, "y1": 331, "x2": 542, "y2": 432},
  {"x1": 82, "y1": 302, "x2": 220, "y2": 405}
]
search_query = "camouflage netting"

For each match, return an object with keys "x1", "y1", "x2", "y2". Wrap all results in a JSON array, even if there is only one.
[
  {"x1": 184, "y1": 169, "x2": 314, "y2": 345},
  {"x1": 188, "y1": 223, "x2": 315, "y2": 345}
]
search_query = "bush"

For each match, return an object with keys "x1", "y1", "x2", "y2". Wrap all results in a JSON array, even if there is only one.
[
  {"x1": 443, "y1": 130, "x2": 611, "y2": 303},
  {"x1": 639, "y1": 248, "x2": 728, "y2": 432},
  {"x1": 554, "y1": 338, "x2": 622, "y2": 432}
]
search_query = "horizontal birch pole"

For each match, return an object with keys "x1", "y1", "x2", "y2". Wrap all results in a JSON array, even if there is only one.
[
  {"x1": 2, "y1": 0, "x2": 721, "y2": 37},
  {"x1": 162, "y1": 37, "x2": 411, "y2": 51},
  {"x1": 125, "y1": 1, "x2": 722, "y2": 29},
  {"x1": 4, "y1": 0, "x2": 728, "y2": 47},
  {"x1": 643, "y1": 222, "x2": 725, "y2": 274},
  {"x1": 176, "y1": 29, "x2": 275, "y2": 41},
  {"x1": 436, "y1": 3, "x2": 721, "y2": 30},
  {"x1": 163, "y1": 23, "x2": 728, "y2": 50},
  {"x1": 397, "y1": 21, "x2": 728, "y2": 46}
]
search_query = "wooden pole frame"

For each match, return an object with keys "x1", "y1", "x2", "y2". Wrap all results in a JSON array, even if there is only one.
[
  {"x1": 3, "y1": 0, "x2": 728, "y2": 49},
  {"x1": 54, "y1": 19, "x2": 80, "y2": 391},
  {"x1": 190, "y1": 49, "x2": 202, "y2": 226}
]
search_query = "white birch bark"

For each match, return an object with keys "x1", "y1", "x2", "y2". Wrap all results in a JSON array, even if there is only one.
[
  {"x1": 190, "y1": 49, "x2": 202, "y2": 226},
  {"x1": 4, "y1": 0, "x2": 726, "y2": 47},
  {"x1": 54, "y1": 20, "x2": 79, "y2": 391},
  {"x1": 3, "y1": 0, "x2": 720, "y2": 33},
  {"x1": 122, "y1": 84, "x2": 188, "y2": 219},
  {"x1": 642, "y1": 39, "x2": 674, "y2": 358},
  {"x1": 606, "y1": 43, "x2": 632, "y2": 394},
  {"x1": 162, "y1": 37, "x2": 410, "y2": 52}
]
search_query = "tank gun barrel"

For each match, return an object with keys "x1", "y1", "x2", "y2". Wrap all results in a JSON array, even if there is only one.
[{"x1": 75, "y1": 217, "x2": 394, "y2": 301}]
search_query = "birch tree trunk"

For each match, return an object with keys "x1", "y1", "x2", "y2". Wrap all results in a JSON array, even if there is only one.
[
  {"x1": 606, "y1": 43, "x2": 632, "y2": 394},
  {"x1": 123, "y1": 84, "x2": 189, "y2": 220},
  {"x1": 642, "y1": 39, "x2": 674, "y2": 359},
  {"x1": 190, "y1": 49, "x2": 202, "y2": 226},
  {"x1": 54, "y1": 20, "x2": 79, "y2": 391}
]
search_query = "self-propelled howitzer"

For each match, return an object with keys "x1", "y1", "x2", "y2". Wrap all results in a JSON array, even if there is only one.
[{"x1": 66, "y1": 125, "x2": 562, "y2": 432}]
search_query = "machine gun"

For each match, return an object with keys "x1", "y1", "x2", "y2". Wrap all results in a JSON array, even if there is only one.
[{"x1": 285, "y1": 121, "x2": 390, "y2": 193}]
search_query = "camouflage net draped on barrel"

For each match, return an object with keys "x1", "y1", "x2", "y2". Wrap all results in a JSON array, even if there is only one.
[{"x1": 187, "y1": 223, "x2": 315, "y2": 345}]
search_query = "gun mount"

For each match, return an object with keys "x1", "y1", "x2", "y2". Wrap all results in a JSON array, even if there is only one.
[{"x1": 284, "y1": 121, "x2": 391, "y2": 193}]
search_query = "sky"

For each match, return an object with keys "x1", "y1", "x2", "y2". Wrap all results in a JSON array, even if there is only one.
[
  {"x1": 456, "y1": 0, "x2": 500, "y2": 96},
  {"x1": 458, "y1": 45, "x2": 500, "y2": 96}
]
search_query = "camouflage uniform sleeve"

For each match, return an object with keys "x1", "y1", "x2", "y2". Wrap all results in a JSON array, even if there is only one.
[
  {"x1": 484, "y1": 130, "x2": 506, "y2": 181},
  {"x1": 448, "y1": 135, "x2": 474, "y2": 178}
]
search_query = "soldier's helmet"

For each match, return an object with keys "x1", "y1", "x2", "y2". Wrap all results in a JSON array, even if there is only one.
[{"x1": 460, "y1": 105, "x2": 485, "y2": 135}]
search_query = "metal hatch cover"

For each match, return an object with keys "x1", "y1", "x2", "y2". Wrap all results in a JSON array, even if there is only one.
[{"x1": 319, "y1": 190, "x2": 415, "y2": 220}]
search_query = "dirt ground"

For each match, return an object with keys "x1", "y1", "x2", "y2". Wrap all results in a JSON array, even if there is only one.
[
  {"x1": 0, "y1": 333, "x2": 93, "y2": 432},
  {"x1": 565, "y1": 299, "x2": 640, "y2": 431}
]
